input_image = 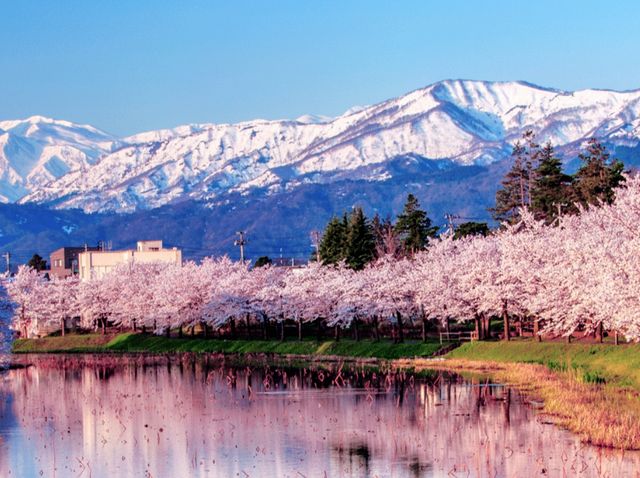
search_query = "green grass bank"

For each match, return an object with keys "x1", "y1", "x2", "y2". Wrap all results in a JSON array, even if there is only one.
[
  {"x1": 12, "y1": 332, "x2": 444, "y2": 360},
  {"x1": 15, "y1": 334, "x2": 640, "y2": 390},
  {"x1": 448, "y1": 340, "x2": 640, "y2": 390}
]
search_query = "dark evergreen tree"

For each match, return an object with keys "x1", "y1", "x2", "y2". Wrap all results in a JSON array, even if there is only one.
[
  {"x1": 572, "y1": 138, "x2": 625, "y2": 208},
  {"x1": 453, "y1": 222, "x2": 489, "y2": 240},
  {"x1": 344, "y1": 207, "x2": 375, "y2": 270},
  {"x1": 318, "y1": 216, "x2": 347, "y2": 265},
  {"x1": 27, "y1": 254, "x2": 47, "y2": 271},
  {"x1": 491, "y1": 130, "x2": 540, "y2": 224},
  {"x1": 530, "y1": 142, "x2": 572, "y2": 223},
  {"x1": 394, "y1": 194, "x2": 437, "y2": 254},
  {"x1": 522, "y1": 130, "x2": 540, "y2": 207},
  {"x1": 253, "y1": 256, "x2": 272, "y2": 268}
]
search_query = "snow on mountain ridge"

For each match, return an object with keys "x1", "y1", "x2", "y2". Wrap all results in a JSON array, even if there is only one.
[
  {"x1": 10, "y1": 80, "x2": 640, "y2": 212},
  {"x1": 0, "y1": 116, "x2": 116, "y2": 203}
]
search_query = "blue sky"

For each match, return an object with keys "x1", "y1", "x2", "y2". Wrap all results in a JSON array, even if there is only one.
[{"x1": 1, "y1": 1, "x2": 638, "y2": 136}]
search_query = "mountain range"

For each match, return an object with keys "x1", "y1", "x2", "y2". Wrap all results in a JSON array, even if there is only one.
[{"x1": 1, "y1": 79, "x2": 640, "y2": 264}]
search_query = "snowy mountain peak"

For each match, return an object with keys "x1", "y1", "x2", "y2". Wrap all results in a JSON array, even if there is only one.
[
  {"x1": 295, "y1": 114, "x2": 332, "y2": 125},
  {"x1": 5, "y1": 79, "x2": 640, "y2": 212},
  {"x1": 0, "y1": 117, "x2": 116, "y2": 202}
]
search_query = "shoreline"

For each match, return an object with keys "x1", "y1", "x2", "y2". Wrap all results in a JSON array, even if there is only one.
[{"x1": 11, "y1": 332, "x2": 446, "y2": 358}]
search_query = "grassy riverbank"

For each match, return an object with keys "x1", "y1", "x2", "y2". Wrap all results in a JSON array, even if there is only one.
[
  {"x1": 403, "y1": 356, "x2": 640, "y2": 450},
  {"x1": 448, "y1": 340, "x2": 640, "y2": 389},
  {"x1": 12, "y1": 332, "x2": 445, "y2": 359},
  {"x1": 413, "y1": 340, "x2": 640, "y2": 450}
]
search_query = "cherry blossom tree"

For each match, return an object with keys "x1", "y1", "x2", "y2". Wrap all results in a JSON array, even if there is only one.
[
  {"x1": 7, "y1": 266, "x2": 46, "y2": 338},
  {"x1": 41, "y1": 276, "x2": 80, "y2": 336},
  {"x1": 0, "y1": 278, "x2": 15, "y2": 367}
]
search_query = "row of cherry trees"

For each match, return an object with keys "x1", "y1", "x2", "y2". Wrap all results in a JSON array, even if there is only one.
[{"x1": 8, "y1": 176, "x2": 640, "y2": 342}]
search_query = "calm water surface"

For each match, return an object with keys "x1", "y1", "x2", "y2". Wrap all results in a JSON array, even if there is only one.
[{"x1": 0, "y1": 354, "x2": 638, "y2": 478}]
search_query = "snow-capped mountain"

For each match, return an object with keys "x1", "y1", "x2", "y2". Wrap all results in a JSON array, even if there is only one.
[
  {"x1": 9, "y1": 80, "x2": 640, "y2": 213},
  {"x1": 0, "y1": 116, "x2": 116, "y2": 203}
]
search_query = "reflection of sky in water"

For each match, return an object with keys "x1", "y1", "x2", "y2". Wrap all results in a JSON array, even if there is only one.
[{"x1": 0, "y1": 355, "x2": 638, "y2": 477}]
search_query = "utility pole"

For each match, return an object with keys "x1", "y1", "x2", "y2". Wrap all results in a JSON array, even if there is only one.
[
  {"x1": 3, "y1": 252, "x2": 9, "y2": 275},
  {"x1": 444, "y1": 213, "x2": 460, "y2": 236},
  {"x1": 310, "y1": 230, "x2": 321, "y2": 263},
  {"x1": 234, "y1": 231, "x2": 247, "y2": 262}
]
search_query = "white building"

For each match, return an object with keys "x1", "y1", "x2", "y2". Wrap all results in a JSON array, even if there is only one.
[{"x1": 78, "y1": 240, "x2": 182, "y2": 281}]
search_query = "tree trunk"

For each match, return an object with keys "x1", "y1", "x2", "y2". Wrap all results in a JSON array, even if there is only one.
[
  {"x1": 421, "y1": 307, "x2": 427, "y2": 343},
  {"x1": 132, "y1": 319, "x2": 137, "y2": 332},
  {"x1": 566, "y1": 334, "x2": 572, "y2": 344},
  {"x1": 533, "y1": 319, "x2": 541, "y2": 342},
  {"x1": 178, "y1": 325, "x2": 183, "y2": 338},
  {"x1": 615, "y1": 331, "x2": 620, "y2": 345},
  {"x1": 279, "y1": 320, "x2": 285, "y2": 342},
  {"x1": 245, "y1": 314, "x2": 251, "y2": 339},
  {"x1": 61, "y1": 318, "x2": 65, "y2": 337},
  {"x1": 101, "y1": 318, "x2": 106, "y2": 335},
  {"x1": 316, "y1": 319, "x2": 324, "y2": 341},
  {"x1": 297, "y1": 319, "x2": 302, "y2": 341},
  {"x1": 142, "y1": 325, "x2": 147, "y2": 334},
  {"x1": 372, "y1": 315, "x2": 380, "y2": 342},
  {"x1": 502, "y1": 299, "x2": 510, "y2": 341},
  {"x1": 202, "y1": 322, "x2": 208, "y2": 339},
  {"x1": 190, "y1": 325, "x2": 195, "y2": 337},
  {"x1": 21, "y1": 308, "x2": 26, "y2": 338},
  {"x1": 396, "y1": 311, "x2": 404, "y2": 343},
  {"x1": 445, "y1": 316, "x2": 451, "y2": 337},
  {"x1": 165, "y1": 326, "x2": 170, "y2": 338},
  {"x1": 353, "y1": 317, "x2": 360, "y2": 342},
  {"x1": 595, "y1": 322, "x2": 604, "y2": 343},
  {"x1": 483, "y1": 313, "x2": 490, "y2": 339},
  {"x1": 334, "y1": 325, "x2": 340, "y2": 342},
  {"x1": 230, "y1": 318, "x2": 236, "y2": 339},
  {"x1": 262, "y1": 316, "x2": 268, "y2": 340}
]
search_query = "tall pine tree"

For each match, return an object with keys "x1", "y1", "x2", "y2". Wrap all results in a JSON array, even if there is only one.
[
  {"x1": 491, "y1": 130, "x2": 541, "y2": 224},
  {"x1": 344, "y1": 207, "x2": 375, "y2": 270},
  {"x1": 395, "y1": 194, "x2": 438, "y2": 254},
  {"x1": 318, "y1": 216, "x2": 347, "y2": 265},
  {"x1": 530, "y1": 142, "x2": 572, "y2": 223},
  {"x1": 572, "y1": 138, "x2": 625, "y2": 208}
]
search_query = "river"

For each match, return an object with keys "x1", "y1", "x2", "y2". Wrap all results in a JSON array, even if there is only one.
[{"x1": 0, "y1": 354, "x2": 637, "y2": 477}]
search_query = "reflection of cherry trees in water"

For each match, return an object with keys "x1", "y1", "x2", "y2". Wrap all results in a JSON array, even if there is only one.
[{"x1": 0, "y1": 355, "x2": 638, "y2": 477}]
